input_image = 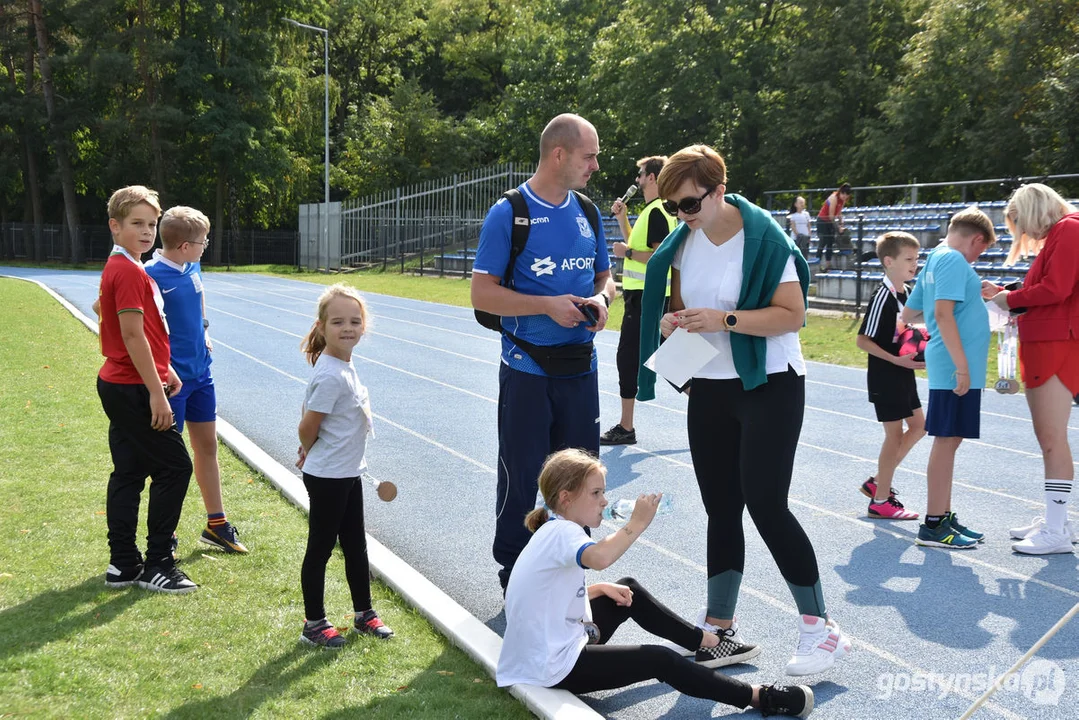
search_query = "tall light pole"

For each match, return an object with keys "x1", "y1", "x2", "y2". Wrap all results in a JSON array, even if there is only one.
[{"x1": 284, "y1": 17, "x2": 329, "y2": 272}]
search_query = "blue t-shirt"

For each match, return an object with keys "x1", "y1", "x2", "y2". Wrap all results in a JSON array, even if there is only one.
[
  {"x1": 144, "y1": 251, "x2": 211, "y2": 381},
  {"x1": 906, "y1": 244, "x2": 989, "y2": 390},
  {"x1": 473, "y1": 182, "x2": 610, "y2": 376}
]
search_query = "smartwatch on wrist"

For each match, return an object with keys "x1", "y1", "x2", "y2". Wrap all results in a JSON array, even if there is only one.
[
  {"x1": 625, "y1": 247, "x2": 634, "y2": 261},
  {"x1": 723, "y1": 312, "x2": 738, "y2": 331}
]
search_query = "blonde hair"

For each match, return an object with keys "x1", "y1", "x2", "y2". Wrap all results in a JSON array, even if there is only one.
[
  {"x1": 876, "y1": 231, "x2": 920, "y2": 260},
  {"x1": 107, "y1": 185, "x2": 161, "y2": 221},
  {"x1": 524, "y1": 449, "x2": 605, "y2": 533},
  {"x1": 301, "y1": 284, "x2": 370, "y2": 365},
  {"x1": 656, "y1": 145, "x2": 727, "y2": 201},
  {"x1": 159, "y1": 206, "x2": 210, "y2": 249},
  {"x1": 1004, "y1": 184, "x2": 1077, "y2": 265},
  {"x1": 947, "y1": 206, "x2": 996, "y2": 249}
]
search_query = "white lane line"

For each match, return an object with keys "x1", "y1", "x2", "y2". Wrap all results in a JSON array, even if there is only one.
[{"x1": 208, "y1": 335, "x2": 1037, "y2": 717}]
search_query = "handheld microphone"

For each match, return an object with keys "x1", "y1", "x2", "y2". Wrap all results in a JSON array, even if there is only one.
[{"x1": 620, "y1": 184, "x2": 638, "y2": 204}]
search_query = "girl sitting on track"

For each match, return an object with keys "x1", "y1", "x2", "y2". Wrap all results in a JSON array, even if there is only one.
[
  {"x1": 496, "y1": 449, "x2": 814, "y2": 717},
  {"x1": 295, "y1": 284, "x2": 393, "y2": 647}
]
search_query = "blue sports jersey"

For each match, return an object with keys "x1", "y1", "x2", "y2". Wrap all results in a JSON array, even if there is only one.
[
  {"x1": 144, "y1": 251, "x2": 211, "y2": 381},
  {"x1": 473, "y1": 182, "x2": 610, "y2": 376},
  {"x1": 906, "y1": 244, "x2": 989, "y2": 390}
]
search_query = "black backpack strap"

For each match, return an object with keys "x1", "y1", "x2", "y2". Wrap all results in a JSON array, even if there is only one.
[{"x1": 502, "y1": 189, "x2": 530, "y2": 289}]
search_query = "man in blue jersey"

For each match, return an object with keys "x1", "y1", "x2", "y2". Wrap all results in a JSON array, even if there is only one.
[
  {"x1": 471, "y1": 113, "x2": 616, "y2": 591},
  {"x1": 144, "y1": 207, "x2": 248, "y2": 554}
]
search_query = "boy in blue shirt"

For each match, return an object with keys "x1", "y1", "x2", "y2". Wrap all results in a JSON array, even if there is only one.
[
  {"x1": 902, "y1": 207, "x2": 996, "y2": 549},
  {"x1": 144, "y1": 206, "x2": 248, "y2": 554}
]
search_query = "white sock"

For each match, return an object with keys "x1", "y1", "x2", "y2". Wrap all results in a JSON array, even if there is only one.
[{"x1": 1045, "y1": 479, "x2": 1072, "y2": 532}]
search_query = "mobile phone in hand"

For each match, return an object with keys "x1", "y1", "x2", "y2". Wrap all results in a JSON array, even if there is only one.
[{"x1": 578, "y1": 303, "x2": 599, "y2": 326}]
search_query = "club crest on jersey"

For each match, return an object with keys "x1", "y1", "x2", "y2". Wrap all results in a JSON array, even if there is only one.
[
  {"x1": 576, "y1": 216, "x2": 593, "y2": 238},
  {"x1": 531, "y1": 256, "x2": 556, "y2": 276}
]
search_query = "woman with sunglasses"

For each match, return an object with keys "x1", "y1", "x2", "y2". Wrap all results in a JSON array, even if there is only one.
[{"x1": 636, "y1": 145, "x2": 851, "y2": 677}]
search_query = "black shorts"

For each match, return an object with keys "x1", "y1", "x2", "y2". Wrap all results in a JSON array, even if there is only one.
[{"x1": 870, "y1": 379, "x2": 921, "y2": 423}]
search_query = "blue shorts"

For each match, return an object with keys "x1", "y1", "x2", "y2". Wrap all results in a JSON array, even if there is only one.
[
  {"x1": 925, "y1": 389, "x2": 981, "y2": 438},
  {"x1": 168, "y1": 369, "x2": 216, "y2": 432}
]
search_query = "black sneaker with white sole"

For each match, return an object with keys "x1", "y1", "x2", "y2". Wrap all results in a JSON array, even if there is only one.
[
  {"x1": 759, "y1": 683, "x2": 814, "y2": 717},
  {"x1": 599, "y1": 424, "x2": 637, "y2": 446},
  {"x1": 138, "y1": 563, "x2": 197, "y2": 594},
  {"x1": 105, "y1": 563, "x2": 143, "y2": 588},
  {"x1": 694, "y1": 630, "x2": 762, "y2": 668}
]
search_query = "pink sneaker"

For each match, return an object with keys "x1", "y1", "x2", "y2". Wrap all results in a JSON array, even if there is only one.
[{"x1": 868, "y1": 496, "x2": 919, "y2": 520}]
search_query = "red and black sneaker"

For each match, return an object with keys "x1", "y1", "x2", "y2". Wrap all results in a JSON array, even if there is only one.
[
  {"x1": 353, "y1": 609, "x2": 394, "y2": 640},
  {"x1": 300, "y1": 619, "x2": 347, "y2": 649}
]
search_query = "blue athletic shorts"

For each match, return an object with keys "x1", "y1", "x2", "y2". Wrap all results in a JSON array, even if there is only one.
[
  {"x1": 925, "y1": 388, "x2": 981, "y2": 439},
  {"x1": 168, "y1": 369, "x2": 216, "y2": 432}
]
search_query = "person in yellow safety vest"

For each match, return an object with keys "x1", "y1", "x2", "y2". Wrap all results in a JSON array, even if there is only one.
[{"x1": 602, "y1": 156, "x2": 677, "y2": 445}]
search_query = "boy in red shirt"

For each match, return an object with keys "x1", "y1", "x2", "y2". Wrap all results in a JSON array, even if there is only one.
[{"x1": 97, "y1": 185, "x2": 197, "y2": 593}]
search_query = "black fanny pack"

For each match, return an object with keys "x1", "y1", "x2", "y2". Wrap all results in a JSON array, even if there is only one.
[{"x1": 506, "y1": 332, "x2": 594, "y2": 377}]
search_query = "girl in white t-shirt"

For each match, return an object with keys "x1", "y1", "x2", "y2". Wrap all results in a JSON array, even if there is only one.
[
  {"x1": 787, "y1": 196, "x2": 812, "y2": 258},
  {"x1": 497, "y1": 449, "x2": 814, "y2": 717},
  {"x1": 295, "y1": 284, "x2": 392, "y2": 648}
]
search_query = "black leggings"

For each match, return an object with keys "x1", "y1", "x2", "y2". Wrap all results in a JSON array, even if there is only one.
[
  {"x1": 815, "y1": 218, "x2": 836, "y2": 261},
  {"x1": 687, "y1": 370, "x2": 823, "y2": 612},
  {"x1": 301, "y1": 473, "x2": 372, "y2": 621},
  {"x1": 554, "y1": 578, "x2": 754, "y2": 709}
]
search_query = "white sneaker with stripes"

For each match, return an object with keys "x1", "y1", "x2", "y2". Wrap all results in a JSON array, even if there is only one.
[{"x1": 786, "y1": 615, "x2": 851, "y2": 676}]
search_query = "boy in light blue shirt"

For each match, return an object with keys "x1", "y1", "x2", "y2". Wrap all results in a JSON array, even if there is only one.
[
  {"x1": 144, "y1": 206, "x2": 248, "y2": 554},
  {"x1": 903, "y1": 207, "x2": 996, "y2": 549}
]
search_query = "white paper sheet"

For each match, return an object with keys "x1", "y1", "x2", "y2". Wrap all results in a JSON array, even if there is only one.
[
  {"x1": 986, "y1": 299, "x2": 1011, "y2": 332},
  {"x1": 643, "y1": 327, "x2": 720, "y2": 387}
]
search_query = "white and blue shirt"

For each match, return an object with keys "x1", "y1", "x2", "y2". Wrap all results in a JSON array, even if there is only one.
[
  {"x1": 144, "y1": 250, "x2": 210, "y2": 381},
  {"x1": 473, "y1": 182, "x2": 610, "y2": 376}
]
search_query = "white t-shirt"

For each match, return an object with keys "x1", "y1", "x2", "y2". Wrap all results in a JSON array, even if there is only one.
[
  {"x1": 673, "y1": 228, "x2": 806, "y2": 379},
  {"x1": 300, "y1": 354, "x2": 373, "y2": 478},
  {"x1": 497, "y1": 518, "x2": 595, "y2": 688},
  {"x1": 788, "y1": 210, "x2": 811, "y2": 237}
]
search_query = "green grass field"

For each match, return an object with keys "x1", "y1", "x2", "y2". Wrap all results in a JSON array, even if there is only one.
[{"x1": 0, "y1": 277, "x2": 530, "y2": 720}]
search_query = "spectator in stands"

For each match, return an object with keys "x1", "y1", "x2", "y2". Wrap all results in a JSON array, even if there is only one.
[
  {"x1": 902, "y1": 207, "x2": 996, "y2": 550},
  {"x1": 787, "y1": 196, "x2": 812, "y2": 259},
  {"x1": 602, "y1": 156, "x2": 677, "y2": 446},
  {"x1": 985, "y1": 183, "x2": 1079, "y2": 555},
  {"x1": 637, "y1": 145, "x2": 852, "y2": 677},
  {"x1": 816, "y1": 183, "x2": 852, "y2": 272},
  {"x1": 855, "y1": 232, "x2": 925, "y2": 521}
]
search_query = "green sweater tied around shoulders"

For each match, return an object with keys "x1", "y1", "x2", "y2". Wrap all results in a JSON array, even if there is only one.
[{"x1": 636, "y1": 194, "x2": 810, "y2": 398}]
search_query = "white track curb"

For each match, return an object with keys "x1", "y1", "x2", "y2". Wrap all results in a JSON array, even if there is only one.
[{"x1": 10, "y1": 273, "x2": 603, "y2": 720}]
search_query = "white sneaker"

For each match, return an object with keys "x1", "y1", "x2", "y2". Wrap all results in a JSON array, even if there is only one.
[
  {"x1": 786, "y1": 615, "x2": 852, "y2": 676},
  {"x1": 1012, "y1": 527, "x2": 1075, "y2": 555},
  {"x1": 1009, "y1": 517, "x2": 1077, "y2": 543}
]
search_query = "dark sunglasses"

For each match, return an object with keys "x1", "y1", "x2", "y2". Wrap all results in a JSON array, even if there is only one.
[{"x1": 662, "y1": 187, "x2": 715, "y2": 216}]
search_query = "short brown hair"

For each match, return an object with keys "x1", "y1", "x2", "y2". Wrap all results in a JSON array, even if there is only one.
[
  {"x1": 159, "y1": 206, "x2": 210, "y2": 249},
  {"x1": 948, "y1": 206, "x2": 996, "y2": 248},
  {"x1": 656, "y1": 145, "x2": 727, "y2": 200},
  {"x1": 636, "y1": 155, "x2": 667, "y2": 180},
  {"x1": 107, "y1": 185, "x2": 161, "y2": 221},
  {"x1": 876, "y1": 231, "x2": 920, "y2": 260}
]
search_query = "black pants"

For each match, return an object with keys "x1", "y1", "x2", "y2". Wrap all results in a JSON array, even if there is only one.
[
  {"x1": 301, "y1": 473, "x2": 372, "y2": 621},
  {"x1": 554, "y1": 578, "x2": 753, "y2": 709},
  {"x1": 97, "y1": 378, "x2": 192, "y2": 567},
  {"x1": 615, "y1": 291, "x2": 670, "y2": 399},
  {"x1": 815, "y1": 218, "x2": 836, "y2": 261},
  {"x1": 494, "y1": 365, "x2": 599, "y2": 588},
  {"x1": 687, "y1": 370, "x2": 822, "y2": 602}
]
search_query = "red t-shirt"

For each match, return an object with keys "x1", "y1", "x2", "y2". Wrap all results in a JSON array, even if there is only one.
[
  {"x1": 98, "y1": 249, "x2": 171, "y2": 385},
  {"x1": 818, "y1": 193, "x2": 846, "y2": 219}
]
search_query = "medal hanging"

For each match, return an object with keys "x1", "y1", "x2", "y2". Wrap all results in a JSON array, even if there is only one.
[{"x1": 995, "y1": 319, "x2": 1020, "y2": 394}]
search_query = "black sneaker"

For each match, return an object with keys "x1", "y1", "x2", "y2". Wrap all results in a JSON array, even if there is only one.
[
  {"x1": 138, "y1": 563, "x2": 198, "y2": 594},
  {"x1": 105, "y1": 563, "x2": 143, "y2": 589},
  {"x1": 301, "y1": 619, "x2": 347, "y2": 649},
  {"x1": 599, "y1": 424, "x2": 637, "y2": 446},
  {"x1": 759, "y1": 683, "x2": 815, "y2": 717},
  {"x1": 353, "y1": 609, "x2": 394, "y2": 639},
  {"x1": 694, "y1": 627, "x2": 762, "y2": 668},
  {"x1": 199, "y1": 522, "x2": 249, "y2": 554}
]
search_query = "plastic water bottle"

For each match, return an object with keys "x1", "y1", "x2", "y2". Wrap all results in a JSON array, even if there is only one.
[{"x1": 602, "y1": 494, "x2": 674, "y2": 521}]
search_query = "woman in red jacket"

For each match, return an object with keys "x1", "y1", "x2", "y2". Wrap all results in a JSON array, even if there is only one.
[{"x1": 986, "y1": 183, "x2": 1079, "y2": 555}]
